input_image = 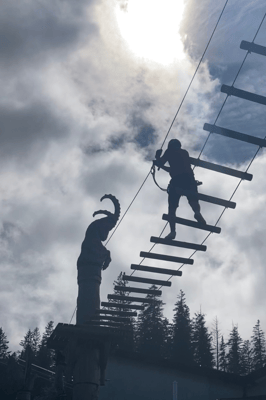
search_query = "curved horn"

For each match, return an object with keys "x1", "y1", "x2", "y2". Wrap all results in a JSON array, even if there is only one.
[
  {"x1": 93, "y1": 194, "x2": 121, "y2": 221},
  {"x1": 100, "y1": 194, "x2": 121, "y2": 222},
  {"x1": 93, "y1": 210, "x2": 112, "y2": 218}
]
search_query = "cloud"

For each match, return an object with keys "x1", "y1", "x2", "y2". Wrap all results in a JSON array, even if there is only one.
[
  {"x1": 1, "y1": 0, "x2": 266, "y2": 351},
  {"x1": 0, "y1": 0, "x2": 98, "y2": 65}
]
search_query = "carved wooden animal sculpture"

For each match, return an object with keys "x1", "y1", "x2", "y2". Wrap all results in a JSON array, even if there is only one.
[{"x1": 76, "y1": 194, "x2": 121, "y2": 325}]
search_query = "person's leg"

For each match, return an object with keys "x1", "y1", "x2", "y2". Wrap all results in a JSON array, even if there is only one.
[
  {"x1": 187, "y1": 183, "x2": 206, "y2": 224},
  {"x1": 165, "y1": 184, "x2": 180, "y2": 239}
]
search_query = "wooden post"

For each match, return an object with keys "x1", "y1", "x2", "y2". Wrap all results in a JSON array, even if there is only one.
[
  {"x1": 16, "y1": 347, "x2": 34, "y2": 400},
  {"x1": 72, "y1": 341, "x2": 101, "y2": 400},
  {"x1": 48, "y1": 195, "x2": 122, "y2": 400}
]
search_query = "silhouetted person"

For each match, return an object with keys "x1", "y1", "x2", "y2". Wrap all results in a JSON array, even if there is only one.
[{"x1": 154, "y1": 139, "x2": 206, "y2": 239}]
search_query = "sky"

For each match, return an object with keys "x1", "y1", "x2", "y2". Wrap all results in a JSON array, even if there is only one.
[{"x1": 1, "y1": 0, "x2": 266, "y2": 352}]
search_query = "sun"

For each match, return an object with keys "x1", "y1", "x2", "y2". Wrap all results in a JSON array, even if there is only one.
[{"x1": 115, "y1": 0, "x2": 186, "y2": 65}]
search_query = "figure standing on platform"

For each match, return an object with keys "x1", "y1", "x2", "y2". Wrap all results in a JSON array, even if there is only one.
[
  {"x1": 76, "y1": 194, "x2": 120, "y2": 324},
  {"x1": 154, "y1": 139, "x2": 206, "y2": 240}
]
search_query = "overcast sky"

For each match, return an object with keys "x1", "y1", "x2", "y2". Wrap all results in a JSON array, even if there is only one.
[{"x1": 1, "y1": 0, "x2": 266, "y2": 351}]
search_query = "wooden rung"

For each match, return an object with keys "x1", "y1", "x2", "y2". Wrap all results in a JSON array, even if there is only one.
[
  {"x1": 162, "y1": 214, "x2": 221, "y2": 233},
  {"x1": 108, "y1": 294, "x2": 154, "y2": 303},
  {"x1": 221, "y1": 85, "x2": 266, "y2": 106},
  {"x1": 101, "y1": 301, "x2": 144, "y2": 310},
  {"x1": 91, "y1": 315, "x2": 131, "y2": 323},
  {"x1": 204, "y1": 123, "x2": 266, "y2": 147},
  {"x1": 190, "y1": 157, "x2": 252, "y2": 181},
  {"x1": 140, "y1": 251, "x2": 193, "y2": 265},
  {"x1": 86, "y1": 320, "x2": 125, "y2": 328},
  {"x1": 150, "y1": 236, "x2": 207, "y2": 251},
  {"x1": 97, "y1": 309, "x2": 137, "y2": 317},
  {"x1": 131, "y1": 264, "x2": 182, "y2": 276},
  {"x1": 114, "y1": 286, "x2": 162, "y2": 296},
  {"x1": 240, "y1": 40, "x2": 266, "y2": 56},
  {"x1": 123, "y1": 274, "x2": 171, "y2": 287},
  {"x1": 173, "y1": 187, "x2": 236, "y2": 209}
]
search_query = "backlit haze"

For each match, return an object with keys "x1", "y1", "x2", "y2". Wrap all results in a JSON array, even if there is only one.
[
  {"x1": 115, "y1": 0, "x2": 186, "y2": 64},
  {"x1": 1, "y1": 0, "x2": 266, "y2": 350}
]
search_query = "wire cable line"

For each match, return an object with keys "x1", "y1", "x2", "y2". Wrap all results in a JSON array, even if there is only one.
[
  {"x1": 127, "y1": 11, "x2": 266, "y2": 291},
  {"x1": 70, "y1": 2, "x2": 259, "y2": 322},
  {"x1": 104, "y1": 0, "x2": 229, "y2": 246},
  {"x1": 69, "y1": 0, "x2": 230, "y2": 322},
  {"x1": 196, "y1": 12, "x2": 266, "y2": 162}
]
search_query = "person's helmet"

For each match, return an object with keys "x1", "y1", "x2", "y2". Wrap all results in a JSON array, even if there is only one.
[{"x1": 168, "y1": 139, "x2": 181, "y2": 150}]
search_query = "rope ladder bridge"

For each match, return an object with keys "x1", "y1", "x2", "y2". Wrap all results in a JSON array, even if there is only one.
[
  {"x1": 46, "y1": 10, "x2": 266, "y2": 400},
  {"x1": 93, "y1": 15, "x2": 266, "y2": 326}
]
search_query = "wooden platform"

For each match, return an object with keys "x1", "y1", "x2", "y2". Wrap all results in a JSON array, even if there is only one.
[
  {"x1": 123, "y1": 274, "x2": 172, "y2": 287},
  {"x1": 240, "y1": 40, "x2": 266, "y2": 56},
  {"x1": 107, "y1": 294, "x2": 155, "y2": 303},
  {"x1": 101, "y1": 301, "x2": 145, "y2": 310},
  {"x1": 221, "y1": 84, "x2": 266, "y2": 106},
  {"x1": 114, "y1": 285, "x2": 162, "y2": 296},
  {"x1": 131, "y1": 264, "x2": 182, "y2": 276},
  {"x1": 204, "y1": 123, "x2": 266, "y2": 147},
  {"x1": 140, "y1": 251, "x2": 194, "y2": 264},
  {"x1": 162, "y1": 214, "x2": 221, "y2": 233},
  {"x1": 47, "y1": 322, "x2": 129, "y2": 350},
  {"x1": 90, "y1": 315, "x2": 131, "y2": 323},
  {"x1": 190, "y1": 156, "x2": 252, "y2": 181},
  {"x1": 85, "y1": 320, "x2": 128, "y2": 328},
  {"x1": 172, "y1": 188, "x2": 236, "y2": 209},
  {"x1": 150, "y1": 236, "x2": 207, "y2": 251},
  {"x1": 97, "y1": 309, "x2": 137, "y2": 317}
]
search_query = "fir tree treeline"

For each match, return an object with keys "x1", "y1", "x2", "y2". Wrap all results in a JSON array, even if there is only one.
[
  {"x1": 109, "y1": 273, "x2": 266, "y2": 375},
  {"x1": 19, "y1": 321, "x2": 55, "y2": 369},
  {"x1": 0, "y1": 322, "x2": 55, "y2": 370},
  {"x1": 1, "y1": 274, "x2": 266, "y2": 376}
]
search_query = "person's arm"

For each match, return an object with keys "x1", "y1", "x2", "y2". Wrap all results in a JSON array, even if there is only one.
[
  {"x1": 158, "y1": 164, "x2": 170, "y2": 173},
  {"x1": 153, "y1": 149, "x2": 170, "y2": 172}
]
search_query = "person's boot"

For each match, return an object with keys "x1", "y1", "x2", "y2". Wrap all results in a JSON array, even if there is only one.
[
  {"x1": 194, "y1": 212, "x2": 206, "y2": 224},
  {"x1": 165, "y1": 231, "x2": 176, "y2": 240}
]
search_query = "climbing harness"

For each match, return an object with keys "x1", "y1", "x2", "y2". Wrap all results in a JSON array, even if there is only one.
[{"x1": 151, "y1": 159, "x2": 203, "y2": 193}]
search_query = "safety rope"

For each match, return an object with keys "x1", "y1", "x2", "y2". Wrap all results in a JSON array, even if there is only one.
[{"x1": 151, "y1": 164, "x2": 168, "y2": 192}]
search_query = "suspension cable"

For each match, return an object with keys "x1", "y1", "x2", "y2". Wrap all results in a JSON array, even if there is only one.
[
  {"x1": 196, "y1": 12, "x2": 266, "y2": 161},
  {"x1": 69, "y1": 0, "x2": 237, "y2": 322},
  {"x1": 157, "y1": 12, "x2": 266, "y2": 289}
]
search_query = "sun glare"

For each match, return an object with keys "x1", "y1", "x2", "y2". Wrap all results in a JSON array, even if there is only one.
[{"x1": 115, "y1": 0, "x2": 186, "y2": 65}]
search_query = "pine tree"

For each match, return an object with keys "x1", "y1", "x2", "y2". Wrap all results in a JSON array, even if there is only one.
[
  {"x1": 219, "y1": 335, "x2": 227, "y2": 372},
  {"x1": 136, "y1": 285, "x2": 168, "y2": 359},
  {"x1": 32, "y1": 327, "x2": 41, "y2": 355},
  {"x1": 241, "y1": 340, "x2": 253, "y2": 375},
  {"x1": 0, "y1": 327, "x2": 9, "y2": 359},
  {"x1": 192, "y1": 311, "x2": 214, "y2": 368},
  {"x1": 162, "y1": 319, "x2": 172, "y2": 359},
  {"x1": 113, "y1": 272, "x2": 130, "y2": 299},
  {"x1": 37, "y1": 321, "x2": 55, "y2": 369},
  {"x1": 212, "y1": 317, "x2": 221, "y2": 370},
  {"x1": 20, "y1": 327, "x2": 41, "y2": 360},
  {"x1": 251, "y1": 320, "x2": 266, "y2": 370},
  {"x1": 226, "y1": 325, "x2": 243, "y2": 375},
  {"x1": 111, "y1": 272, "x2": 135, "y2": 351},
  {"x1": 20, "y1": 329, "x2": 33, "y2": 359},
  {"x1": 172, "y1": 290, "x2": 193, "y2": 365}
]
